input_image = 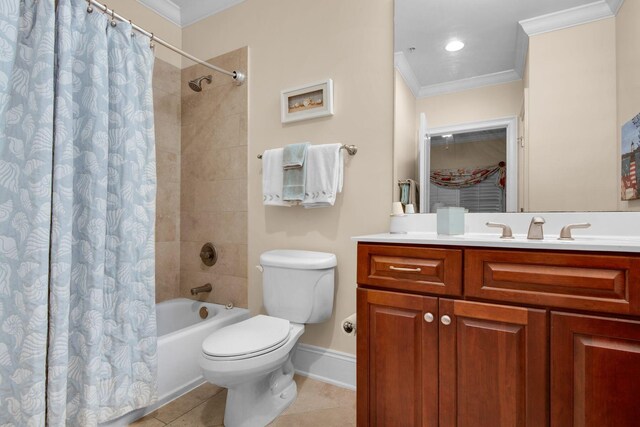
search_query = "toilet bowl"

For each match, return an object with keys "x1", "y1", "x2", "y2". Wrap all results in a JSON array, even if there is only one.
[
  {"x1": 200, "y1": 316, "x2": 305, "y2": 427},
  {"x1": 199, "y1": 250, "x2": 337, "y2": 427}
]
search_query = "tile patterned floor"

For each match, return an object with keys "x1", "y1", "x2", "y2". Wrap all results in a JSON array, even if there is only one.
[{"x1": 130, "y1": 375, "x2": 355, "y2": 427}]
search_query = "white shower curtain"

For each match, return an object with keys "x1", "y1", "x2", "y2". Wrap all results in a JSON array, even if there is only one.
[{"x1": 1, "y1": 0, "x2": 158, "y2": 425}]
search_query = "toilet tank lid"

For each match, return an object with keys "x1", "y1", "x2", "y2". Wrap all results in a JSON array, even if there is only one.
[{"x1": 260, "y1": 250, "x2": 337, "y2": 269}]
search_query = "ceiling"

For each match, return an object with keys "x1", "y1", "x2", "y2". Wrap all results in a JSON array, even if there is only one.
[
  {"x1": 137, "y1": 0, "x2": 246, "y2": 27},
  {"x1": 395, "y1": 0, "x2": 624, "y2": 97}
]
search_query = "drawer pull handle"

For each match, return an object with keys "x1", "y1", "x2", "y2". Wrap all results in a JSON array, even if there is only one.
[{"x1": 389, "y1": 266, "x2": 422, "y2": 272}]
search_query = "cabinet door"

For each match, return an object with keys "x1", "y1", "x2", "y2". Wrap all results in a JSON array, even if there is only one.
[
  {"x1": 357, "y1": 288, "x2": 438, "y2": 427},
  {"x1": 551, "y1": 312, "x2": 640, "y2": 427},
  {"x1": 439, "y1": 299, "x2": 548, "y2": 427}
]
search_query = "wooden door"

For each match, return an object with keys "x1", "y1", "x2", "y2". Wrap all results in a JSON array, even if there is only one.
[
  {"x1": 357, "y1": 288, "x2": 438, "y2": 427},
  {"x1": 551, "y1": 312, "x2": 640, "y2": 427},
  {"x1": 439, "y1": 299, "x2": 548, "y2": 427}
]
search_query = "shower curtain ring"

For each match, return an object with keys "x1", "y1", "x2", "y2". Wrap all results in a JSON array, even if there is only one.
[
  {"x1": 149, "y1": 33, "x2": 155, "y2": 50},
  {"x1": 130, "y1": 20, "x2": 134, "y2": 37},
  {"x1": 110, "y1": 9, "x2": 117, "y2": 27},
  {"x1": 86, "y1": 0, "x2": 93, "y2": 13}
]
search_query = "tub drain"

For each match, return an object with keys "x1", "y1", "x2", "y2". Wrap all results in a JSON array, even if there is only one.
[{"x1": 199, "y1": 306, "x2": 209, "y2": 319}]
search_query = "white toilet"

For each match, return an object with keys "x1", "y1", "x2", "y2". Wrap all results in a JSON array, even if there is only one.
[{"x1": 199, "y1": 250, "x2": 337, "y2": 427}]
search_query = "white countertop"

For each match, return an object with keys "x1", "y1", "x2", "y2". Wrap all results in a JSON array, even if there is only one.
[
  {"x1": 352, "y1": 232, "x2": 640, "y2": 253},
  {"x1": 352, "y1": 212, "x2": 640, "y2": 253}
]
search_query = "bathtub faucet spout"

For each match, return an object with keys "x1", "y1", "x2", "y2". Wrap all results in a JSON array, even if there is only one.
[{"x1": 191, "y1": 283, "x2": 212, "y2": 295}]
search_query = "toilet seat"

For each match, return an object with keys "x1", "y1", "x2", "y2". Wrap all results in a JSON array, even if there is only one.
[{"x1": 202, "y1": 315, "x2": 291, "y2": 361}]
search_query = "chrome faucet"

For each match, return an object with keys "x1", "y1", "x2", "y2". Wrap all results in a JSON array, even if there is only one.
[
  {"x1": 527, "y1": 216, "x2": 546, "y2": 240},
  {"x1": 191, "y1": 283, "x2": 212, "y2": 295}
]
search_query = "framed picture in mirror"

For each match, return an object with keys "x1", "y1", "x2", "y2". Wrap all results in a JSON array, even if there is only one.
[{"x1": 621, "y1": 112, "x2": 640, "y2": 201}]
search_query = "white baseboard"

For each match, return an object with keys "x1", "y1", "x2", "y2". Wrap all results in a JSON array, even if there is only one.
[{"x1": 292, "y1": 343, "x2": 356, "y2": 391}]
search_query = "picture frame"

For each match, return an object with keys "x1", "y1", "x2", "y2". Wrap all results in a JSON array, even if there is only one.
[
  {"x1": 280, "y1": 79, "x2": 334, "y2": 123},
  {"x1": 621, "y1": 112, "x2": 640, "y2": 201}
]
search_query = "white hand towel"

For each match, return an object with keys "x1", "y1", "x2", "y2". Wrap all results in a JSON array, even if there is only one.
[
  {"x1": 302, "y1": 144, "x2": 344, "y2": 208},
  {"x1": 262, "y1": 148, "x2": 294, "y2": 207}
]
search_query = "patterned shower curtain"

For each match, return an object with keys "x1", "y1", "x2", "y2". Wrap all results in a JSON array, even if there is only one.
[
  {"x1": 0, "y1": 0, "x2": 55, "y2": 425},
  {"x1": 1, "y1": 0, "x2": 158, "y2": 425}
]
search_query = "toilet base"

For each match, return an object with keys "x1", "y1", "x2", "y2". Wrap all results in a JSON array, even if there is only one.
[{"x1": 223, "y1": 357, "x2": 297, "y2": 427}]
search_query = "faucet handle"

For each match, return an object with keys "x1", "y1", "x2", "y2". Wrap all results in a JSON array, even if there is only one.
[
  {"x1": 558, "y1": 223, "x2": 591, "y2": 240},
  {"x1": 486, "y1": 222, "x2": 514, "y2": 239}
]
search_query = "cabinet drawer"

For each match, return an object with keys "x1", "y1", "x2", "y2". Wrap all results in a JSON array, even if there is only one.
[
  {"x1": 465, "y1": 249, "x2": 640, "y2": 315},
  {"x1": 357, "y1": 244, "x2": 462, "y2": 296}
]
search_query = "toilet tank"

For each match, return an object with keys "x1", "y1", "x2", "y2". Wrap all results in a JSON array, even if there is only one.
[{"x1": 260, "y1": 250, "x2": 337, "y2": 324}]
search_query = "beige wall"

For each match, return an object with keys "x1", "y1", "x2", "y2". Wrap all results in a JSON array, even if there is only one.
[
  {"x1": 617, "y1": 0, "x2": 640, "y2": 211},
  {"x1": 153, "y1": 58, "x2": 182, "y2": 302},
  {"x1": 107, "y1": 0, "x2": 182, "y2": 68},
  {"x1": 394, "y1": 70, "x2": 418, "y2": 202},
  {"x1": 431, "y1": 139, "x2": 506, "y2": 170},
  {"x1": 416, "y1": 81, "x2": 523, "y2": 129},
  {"x1": 182, "y1": 0, "x2": 394, "y2": 354},
  {"x1": 527, "y1": 18, "x2": 617, "y2": 211},
  {"x1": 180, "y1": 48, "x2": 249, "y2": 308}
]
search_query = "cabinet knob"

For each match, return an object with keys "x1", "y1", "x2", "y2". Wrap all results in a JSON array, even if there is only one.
[
  {"x1": 441, "y1": 315, "x2": 452, "y2": 326},
  {"x1": 424, "y1": 312, "x2": 434, "y2": 323}
]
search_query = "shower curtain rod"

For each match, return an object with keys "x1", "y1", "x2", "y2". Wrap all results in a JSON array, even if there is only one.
[{"x1": 88, "y1": 0, "x2": 246, "y2": 85}]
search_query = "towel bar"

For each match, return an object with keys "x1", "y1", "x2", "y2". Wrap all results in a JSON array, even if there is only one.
[{"x1": 257, "y1": 144, "x2": 358, "y2": 159}]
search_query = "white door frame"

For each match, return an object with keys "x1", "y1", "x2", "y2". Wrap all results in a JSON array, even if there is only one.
[{"x1": 421, "y1": 116, "x2": 518, "y2": 212}]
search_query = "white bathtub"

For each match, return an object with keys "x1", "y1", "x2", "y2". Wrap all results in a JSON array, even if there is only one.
[{"x1": 103, "y1": 298, "x2": 250, "y2": 426}]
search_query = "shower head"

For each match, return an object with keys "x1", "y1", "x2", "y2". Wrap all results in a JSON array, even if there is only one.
[{"x1": 188, "y1": 75, "x2": 212, "y2": 92}]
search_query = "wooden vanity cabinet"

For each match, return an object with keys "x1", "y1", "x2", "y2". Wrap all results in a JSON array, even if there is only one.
[
  {"x1": 357, "y1": 243, "x2": 640, "y2": 427},
  {"x1": 551, "y1": 312, "x2": 640, "y2": 427},
  {"x1": 357, "y1": 288, "x2": 547, "y2": 427}
]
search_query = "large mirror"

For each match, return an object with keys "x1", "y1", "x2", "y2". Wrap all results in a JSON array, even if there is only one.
[{"x1": 393, "y1": 0, "x2": 640, "y2": 213}]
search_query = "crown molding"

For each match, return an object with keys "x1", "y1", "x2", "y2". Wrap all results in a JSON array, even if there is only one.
[
  {"x1": 394, "y1": 52, "x2": 421, "y2": 98},
  {"x1": 136, "y1": 0, "x2": 246, "y2": 28},
  {"x1": 180, "y1": 0, "x2": 246, "y2": 27},
  {"x1": 606, "y1": 0, "x2": 625, "y2": 14},
  {"x1": 519, "y1": 0, "x2": 617, "y2": 36},
  {"x1": 418, "y1": 69, "x2": 522, "y2": 98},
  {"x1": 137, "y1": 0, "x2": 181, "y2": 27},
  {"x1": 514, "y1": 25, "x2": 529, "y2": 77}
]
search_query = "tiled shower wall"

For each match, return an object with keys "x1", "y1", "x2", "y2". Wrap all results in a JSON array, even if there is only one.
[
  {"x1": 153, "y1": 58, "x2": 181, "y2": 302},
  {"x1": 179, "y1": 48, "x2": 249, "y2": 308}
]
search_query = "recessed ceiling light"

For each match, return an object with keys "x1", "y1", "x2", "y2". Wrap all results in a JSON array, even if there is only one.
[{"x1": 445, "y1": 40, "x2": 464, "y2": 52}]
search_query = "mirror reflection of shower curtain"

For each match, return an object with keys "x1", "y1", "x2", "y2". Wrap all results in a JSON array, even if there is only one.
[{"x1": 418, "y1": 113, "x2": 430, "y2": 212}]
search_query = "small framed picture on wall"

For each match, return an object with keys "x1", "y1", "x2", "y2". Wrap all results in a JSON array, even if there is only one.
[{"x1": 281, "y1": 79, "x2": 334, "y2": 124}]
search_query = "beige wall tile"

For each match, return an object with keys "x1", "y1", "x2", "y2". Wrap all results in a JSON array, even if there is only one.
[
  {"x1": 156, "y1": 111, "x2": 181, "y2": 154},
  {"x1": 180, "y1": 211, "x2": 215, "y2": 242},
  {"x1": 156, "y1": 241, "x2": 180, "y2": 303},
  {"x1": 212, "y1": 211, "x2": 247, "y2": 244},
  {"x1": 157, "y1": 181, "x2": 180, "y2": 217},
  {"x1": 154, "y1": 89, "x2": 181, "y2": 125},
  {"x1": 154, "y1": 58, "x2": 181, "y2": 96},
  {"x1": 153, "y1": 58, "x2": 181, "y2": 303},
  {"x1": 157, "y1": 150, "x2": 180, "y2": 184},
  {"x1": 156, "y1": 212, "x2": 179, "y2": 242},
  {"x1": 181, "y1": 179, "x2": 247, "y2": 213},
  {"x1": 180, "y1": 48, "x2": 248, "y2": 311},
  {"x1": 181, "y1": 112, "x2": 244, "y2": 153}
]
